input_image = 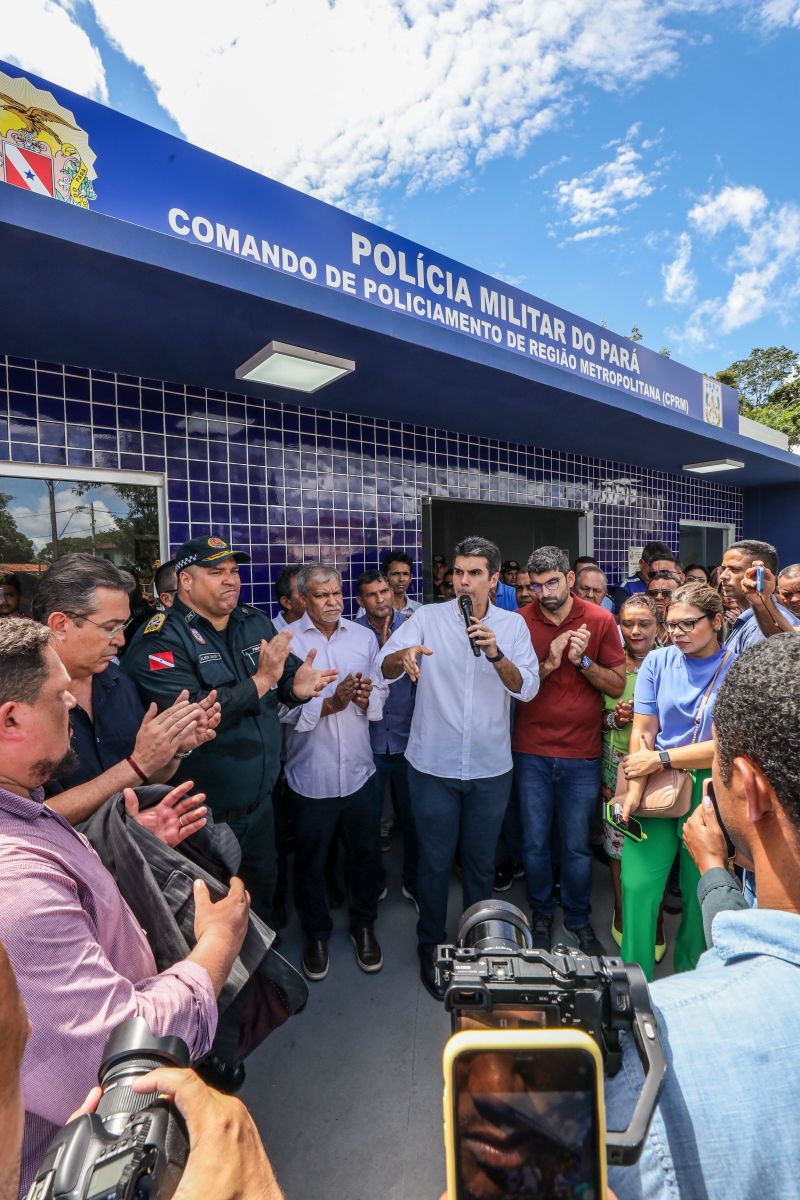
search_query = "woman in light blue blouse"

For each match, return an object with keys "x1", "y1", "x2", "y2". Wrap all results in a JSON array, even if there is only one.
[{"x1": 618, "y1": 584, "x2": 734, "y2": 980}]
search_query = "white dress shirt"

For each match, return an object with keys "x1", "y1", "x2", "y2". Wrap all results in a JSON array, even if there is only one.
[
  {"x1": 279, "y1": 613, "x2": 388, "y2": 798},
  {"x1": 377, "y1": 600, "x2": 539, "y2": 780},
  {"x1": 272, "y1": 610, "x2": 289, "y2": 631}
]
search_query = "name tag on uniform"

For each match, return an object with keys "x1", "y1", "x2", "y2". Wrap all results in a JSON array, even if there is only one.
[
  {"x1": 198, "y1": 652, "x2": 222, "y2": 665},
  {"x1": 242, "y1": 643, "x2": 261, "y2": 671}
]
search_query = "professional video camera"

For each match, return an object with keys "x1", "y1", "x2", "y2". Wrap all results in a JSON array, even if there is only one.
[
  {"x1": 436, "y1": 900, "x2": 666, "y2": 1166},
  {"x1": 26, "y1": 1018, "x2": 190, "y2": 1200}
]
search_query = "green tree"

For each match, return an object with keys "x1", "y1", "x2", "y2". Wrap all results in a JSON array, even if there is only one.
[
  {"x1": 0, "y1": 493, "x2": 35, "y2": 562},
  {"x1": 717, "y1": 346, "x2": 800, "y2": 449},
  {"x1": 629, "y1": 324, "x2": 644, "y2": 343}
]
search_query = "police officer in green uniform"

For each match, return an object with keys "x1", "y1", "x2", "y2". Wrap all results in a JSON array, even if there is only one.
[{"x1": 123, "y1": 535, "x2": 337, "y2": 922}]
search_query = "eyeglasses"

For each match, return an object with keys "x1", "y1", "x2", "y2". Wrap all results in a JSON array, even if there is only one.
[
  {"x1": 662, "y1": 615, "x2": 710, "y2": 634},
  {"x1": 648, "y1": 589, "x2": 675, "y2": 598},
  {"x1": 66, "y1": 612, "x2": 133, "y2": 638},
  {"x1": 530, "y1": 578, "x2": 563, "y2": 594}
]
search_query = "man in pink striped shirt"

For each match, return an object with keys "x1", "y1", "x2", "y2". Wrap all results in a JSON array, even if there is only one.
[{"x1": 0, "y1": 621, "x2": 250, "y2": 1195}]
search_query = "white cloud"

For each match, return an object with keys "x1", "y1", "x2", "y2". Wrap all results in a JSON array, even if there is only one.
[
  {"x1": 84, "y1": 0, "x2": 704, "y2": 213},
  {"x1": 569, "y1": 224, "x2": 623, "y2": 242},
  {"x1": 662, "y1": 232, "x2": 696, "y2": 303},
  {"x1": 670, "y1": 188, "x2": 800, "y2": 347},
  {"x1": 552, "y1": 126, "x2": 660, "y2": 238},
  {"x1": 688, "y1": 184, "x2": 768, "y2": 236},
  {"x1": 530, "y1": 154, "x2": 570, "y2": 180},
  {"x1": 0, "y1": 0, "x2": 108, "y2": 101},
  {"x1": 757, "y1": 0, "x2": 800, "y2": 29}
]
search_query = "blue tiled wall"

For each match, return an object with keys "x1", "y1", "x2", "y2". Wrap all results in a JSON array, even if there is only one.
[{"x1": 0, "y1": 354, "x2": 742, "y2": 609}]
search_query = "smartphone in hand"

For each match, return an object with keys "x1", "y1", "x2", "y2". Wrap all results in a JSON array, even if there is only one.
[{"x1": 605, "y1": 800, "x2": 647, "y2": 843}]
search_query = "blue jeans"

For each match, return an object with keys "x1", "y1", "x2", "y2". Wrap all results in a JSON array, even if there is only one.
[
  {"x1": 374, "y1": 752, "x2": 418, "y2": 895},
  {"x1": 515, "y1": 753, "x2": 601, "y2": 930},
  {"x1": 408, "y1": 764, "x2": 513, "y2": 950}
]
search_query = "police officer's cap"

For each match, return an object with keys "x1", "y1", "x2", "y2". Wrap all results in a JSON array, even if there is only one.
[{"x1": 174, "y1": 535, "x2": 251, "y2": 574}]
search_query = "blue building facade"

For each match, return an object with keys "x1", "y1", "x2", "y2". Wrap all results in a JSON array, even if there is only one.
[{"x1": 0, "y1": 354, "x2": 742, "y2": 607}]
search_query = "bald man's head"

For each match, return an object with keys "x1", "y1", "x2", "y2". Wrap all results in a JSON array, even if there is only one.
[{"x1": 0, "y1": 940, "x2": 29, "y2": 1200}]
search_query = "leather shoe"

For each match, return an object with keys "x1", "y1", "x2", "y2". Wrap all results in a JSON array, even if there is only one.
[
  {"x1": 351, "y1": 925, "x2": 383, "y2": 973},
  {"x1": 302, "y1": 938, "x2": 329, "y2": 981},
  {"x1": 418, "y1": 946, "x2": 446, "y2": 1001},
  {"x1": 195, "y1": 1053, "x2": 246, "y2": 1095}
]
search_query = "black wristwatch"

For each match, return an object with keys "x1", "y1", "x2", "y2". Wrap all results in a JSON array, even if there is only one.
[
  {"x1": 486, "y1": 648, "x2": 505, "y2": 663},
  {"x1": 658, "y1": 749, "x2": 672, "y2": 768}
]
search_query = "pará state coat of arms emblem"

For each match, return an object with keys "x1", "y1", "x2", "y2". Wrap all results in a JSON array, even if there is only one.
[{"x1": 0, "y1": 68, "x2": 96, "y2": 208}]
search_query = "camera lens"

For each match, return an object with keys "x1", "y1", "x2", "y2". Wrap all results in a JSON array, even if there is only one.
[
  {"x1": 96, "y1": 1018, "x2": 190, "y2": 1135},
  {"x1": 457, "y1": 900, "x2": 533, "y2": 955}
]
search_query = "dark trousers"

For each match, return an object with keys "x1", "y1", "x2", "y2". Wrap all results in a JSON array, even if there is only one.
[
  {"x1": 225, "y1": 799, "x2": 276, "y2": 925},
  {"x1": 374, "y1": 751, "x2": 418, "y2": 895},
  {"x1": 515, "y1": 752, "x2": 601, "y2": 930},
  {"x1": 499, "y1": 770, "x2": 524, "y2": 862},
  {"x1": 408, "y1": 764, "x2": 513, "y2": 951},
  {"x1": 290, "y1": 778, "x2": 383, "y2": 941}
]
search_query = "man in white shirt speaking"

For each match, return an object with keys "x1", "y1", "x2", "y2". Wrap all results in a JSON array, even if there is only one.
[
  {"x1": 280, "y1": 564, "x2": 388, "y2": 983},
  {"x1": 378, "y1": 537, "x2": 539, "y2": 999}
]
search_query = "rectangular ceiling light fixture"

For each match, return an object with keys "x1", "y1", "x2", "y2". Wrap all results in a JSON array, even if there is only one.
[
  {"x1": 235, "y1": 340, "x2": 355, "y2": 393},
  {"x1": 682, "y1": 458, "x2": 745, "y2": 474}
]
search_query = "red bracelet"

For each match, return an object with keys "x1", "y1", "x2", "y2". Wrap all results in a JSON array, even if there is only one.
[{"x1": 126, "y1": 755, "x2": 148, "y2": 783}]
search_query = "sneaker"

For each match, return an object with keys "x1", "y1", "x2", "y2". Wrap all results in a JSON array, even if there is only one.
[
  {"x1": 378, "y1": 886, "x2": 388, "y2": 902},
  {"x1": 493, "y1": 858, "x2": 516, "y2": 892},
  {"x1": 513, "y1": 862, "x2": 525, "y2": 878},
  {"x1": 402, "y1": 885, "x2": 419, "y2": 913},
  {"x1": 380, "y1": 820, "x2": 394, "y2": 853},
  {"x1": 570, "y1": 924, "x2": 605, "y2": 957},
  {"x1": 530, "y1": 914, "x2": 553, "y2": 950}
]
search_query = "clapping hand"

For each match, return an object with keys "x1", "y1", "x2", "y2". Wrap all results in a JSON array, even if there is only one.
[
  {"x1": 124, "y1": 779, "x2": 208, "y2": 847},
  {"x1": 566, "y1": 623, "x2": 591, "y2": 665},
  {"x1": 293, "y1": 647, "x2": 339, "y2": 698}
]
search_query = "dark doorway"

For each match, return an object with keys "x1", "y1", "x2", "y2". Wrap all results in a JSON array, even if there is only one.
[
  {"x1": 679, "y1": 522, "x2": 734, "y2": 572},
  {"x1": 421, "y1": 497, "x2": 589, "y2": 600}
]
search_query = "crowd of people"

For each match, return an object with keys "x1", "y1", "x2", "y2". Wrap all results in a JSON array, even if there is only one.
[{"x1": 0, "y1": 530, "x2": 799, "y2": 1200}]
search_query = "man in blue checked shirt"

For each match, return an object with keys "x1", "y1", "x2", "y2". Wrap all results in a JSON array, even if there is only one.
[
  {"x1": 379, "y1": 536, "x2": 539, "y2": 1001},
  {"x1": 355, "y1": 569, "x2": 418, "y2": 911},
  {"x1": 606, "y1": 633, "x2": 800, "y2": 1200}
]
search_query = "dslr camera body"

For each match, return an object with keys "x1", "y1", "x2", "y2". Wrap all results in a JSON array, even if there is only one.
[
  {"x1": 436, "y1": 900, "x2": 666, "y2": 1165},
  {"x1": 26, "y1": 1018, "x2": 190, "y2": 1200}
]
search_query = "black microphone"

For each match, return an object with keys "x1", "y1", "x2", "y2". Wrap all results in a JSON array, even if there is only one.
[{"x1": 458, "y1": 595, "x2": 481, "y2": 657}]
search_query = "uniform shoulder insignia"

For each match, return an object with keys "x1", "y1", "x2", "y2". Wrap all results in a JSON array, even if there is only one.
[{"x1": 144, "y1": 612, "x2": 167, "y2": 635}]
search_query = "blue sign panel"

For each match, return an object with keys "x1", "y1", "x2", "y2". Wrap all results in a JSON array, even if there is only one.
[{"x1": 0, "y1": 59, "x2": 738, "y2": 431}]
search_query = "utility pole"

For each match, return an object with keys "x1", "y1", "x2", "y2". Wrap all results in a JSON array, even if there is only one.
[
  {"x1": 46, "y1": 480, "x2": 59, "y2": 560},
  {"x1": 88, "y1": 502, "x2": 97, "y2": 555}
]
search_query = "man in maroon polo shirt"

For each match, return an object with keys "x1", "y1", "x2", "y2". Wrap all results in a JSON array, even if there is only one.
[{"x1": 513, "y1": 545, "x2": 625, "y2": 954}]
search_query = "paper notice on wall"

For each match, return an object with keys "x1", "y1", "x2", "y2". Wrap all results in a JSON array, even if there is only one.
[{"x1": 628, "y1": 546, "x2": 644, "y2": 576}]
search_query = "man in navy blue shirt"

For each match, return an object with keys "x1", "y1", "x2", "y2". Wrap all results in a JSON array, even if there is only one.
[
  {"x1": 355, "y1": 570, "x2": 418, "y2": 907},
  {"x1": 719, "y1": 538, "x2": 799, "y2": 655},
  {"x1": 32, "y1": 553, "x2": 217, "y2": 832}
]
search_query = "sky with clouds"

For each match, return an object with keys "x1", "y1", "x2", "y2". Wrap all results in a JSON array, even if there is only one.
[{"x1": 2, "y1": 0, "x2": 799, "y2": 374}]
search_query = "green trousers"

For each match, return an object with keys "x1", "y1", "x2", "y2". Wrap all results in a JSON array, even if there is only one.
[{"x1": 620, "y1": 770, "x2": 709, "y2": 982}]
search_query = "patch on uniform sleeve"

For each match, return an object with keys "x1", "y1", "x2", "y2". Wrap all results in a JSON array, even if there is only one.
[
  {"x1": 144, "y1": 612, "x2": 166, "y2": 635},
  {"x1": 148, "y1": 651, "x2": 175, "y2": 671}
]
